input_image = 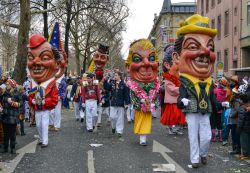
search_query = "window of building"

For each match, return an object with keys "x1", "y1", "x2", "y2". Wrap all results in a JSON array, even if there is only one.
[
  {"x1": 217, "y1": 15, "x2": 221, "y2": 40},
  {"x1": 234, "y1": 46, "x2": 237, "y2": 60},
  {"x1": 206, "y1": 0, "x2": 209, "y2": 13},
  {"x1": 217, "y1": 51, "x2": 221, "y2": 62},
  {"x1": 248, "y1": 2, "x2": 250, "y2": 25},
  {"x1": 211, "y1": 19, "x2": 215, "y2": 29},
  {"x1": 224, "y1": 49, "x2": 229, "y2": 72},
  {"x1": 212, "y1": 0, "x2": 215, "y2": 8},
  {"x1": 233, "y1": 60, "x2": 237, "y2": 68},
  {"x1": 224, "y1": 10, "x2": 229, "y2": 36},
  {"x1": 234, "y1": 26, "x2": 237, "y2": 35},
  {"x1": 201, "y1": 0, "x2": 204, "y2": 15},
  {"x1": 234, "y1": 7, "x2": 237, "y2": 16},
  {"x1": 218, "y1": 0, "x2": 221, "y2": 4}
]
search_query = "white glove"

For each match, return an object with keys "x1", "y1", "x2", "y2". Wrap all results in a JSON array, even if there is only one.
[
  {"x1": 140, "y1": 99, "x2": 145, "y2": 103},
  {"x1": 124, "y1": 105, "x2": 128, "y2": 109},
  {"x1": 0, "y1": 107, "x2": 3, "y2": 112},
  {"x1": 32, "y1": 99, "x2": 36, "y2": 104},
  {"x1": 70, "y1": 97, "x2": 73, "y2": 101},
  {"x1": 222, "y1": 101, "x2": 230, "y2": 108},
  {"x1": 181, "y1": 98, "x2": 190, "y2": 106},
  {"x1": 82, "y1": 103, "x2": 85, "y2": 108},
  {"x1": 42, "y1": 100, "x2": 45, "y2": 105},
  {"x1": 151, "y1": 103, "x2": 155, "y2": 108},
  {"x1": 7, "y1": 98, "x2": 12, "y2": 104},
  {"x1": 99, "y1": 103, "x2": 102, "y2": 107}
]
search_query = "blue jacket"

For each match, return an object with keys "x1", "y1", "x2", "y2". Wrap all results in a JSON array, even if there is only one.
[{"x1": 104, "y1": 80, "x2": 129, "y2": 107}]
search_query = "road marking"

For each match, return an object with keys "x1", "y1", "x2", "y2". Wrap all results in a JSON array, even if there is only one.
[
  {"x1": 88, "y1": 150, "x2": 95, "y2": 173},
  {"x1": 152, "y1": 163, "x2": 175, "y2": 172},
  {"x1": 0, "y1": 140, "x2": 38, "y2": 173},
  {"x1": 152, "y1": 140, "x2": 188, "y2": 173}
]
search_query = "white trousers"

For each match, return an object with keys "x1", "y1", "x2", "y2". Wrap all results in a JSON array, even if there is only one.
[
  {"x1": 140, "y1": 135, "x2": 147, "y2": 144},
  {"x1": 110, "y1": 106, "x2": 124, "y2": 134},
  {"x1": 54, "y1": 100, "x2": 62, "y2": 128},
  {"x1": 49, "y1": 109, "x2": 55, "y2": 126},
  {"x1": 186, "y1": 113, "x2": 212, "y2": 164},
  {"x1": 126, "y1": 104, "x2": 134, "y2": 122},
  {"x1": 85, "y1": 100, "x2": 98, "y2": 130},
  {"x1": 24, "y1": 101, "x2": 29, "y2": 119},
  {"x1": 80, "y1": 110, "x2": 85, "y2": 119},
  {"x1": 74, "y1": 102, "x2": 80, "y2": 119},
  {"x1": 97, "y1": 106, "x2": 102, "y2": 124},
  {"x1": 35, "y1": 110, "x2": 50, "y2": 145}
]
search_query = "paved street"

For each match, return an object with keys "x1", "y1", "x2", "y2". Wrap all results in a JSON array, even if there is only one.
[{"x1": 0, "y1": 109, "x2": 250, "y2": 173}]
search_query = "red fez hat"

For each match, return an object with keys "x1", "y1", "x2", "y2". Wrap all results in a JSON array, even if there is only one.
[{"x1": 27, "y1": 34, "x2": 46, "y2": 48}]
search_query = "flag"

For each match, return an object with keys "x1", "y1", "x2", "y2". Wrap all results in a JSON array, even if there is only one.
[{"x1": 48, "y1": 22, "x2": 63, "y2": 51}]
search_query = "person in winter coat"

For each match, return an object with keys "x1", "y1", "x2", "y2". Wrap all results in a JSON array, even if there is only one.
[
  {"x1": 1, "y1": 79, "x2": 23, "y2": 154},
  {"x1": 104, "y1": 71, "x2": 129, "y2": 137},
  {"x1": 238, "y1": 89, "x2": 250, "y2": 160}
]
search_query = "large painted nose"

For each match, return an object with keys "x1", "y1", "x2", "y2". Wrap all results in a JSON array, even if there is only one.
[{"x1": 142, "y1": 57, "x2": 150, "y2": 67}]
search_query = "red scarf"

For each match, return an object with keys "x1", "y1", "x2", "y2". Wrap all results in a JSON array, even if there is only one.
[{"x1": 163, "y1": 72, "x2": 180, "y2": 87}]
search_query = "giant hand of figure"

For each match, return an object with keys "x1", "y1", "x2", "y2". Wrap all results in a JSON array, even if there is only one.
[{"x1": 181, "y1": 98, "x2": 190, "y2": 106}]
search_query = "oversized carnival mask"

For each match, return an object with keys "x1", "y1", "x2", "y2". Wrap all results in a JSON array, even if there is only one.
[
  {"x1": 162, "y1": 45, "x2": 180, "y2": 77},
  {"x1": 126, "y1": 39, "x2": 159, "y2": 83},
  {"x1": 27, "y1": 34, "x2": 59, "y2": 83},
  {"x1": 55, "y1": 50, "x2": 68, "y2": 78},
  {"x1": 175, "y1": 14, "x2": 217, "y2": 80},
  {"x1": 176, "y1": 33, "x2": 216, "y2": 79},
  {"x1": 93, "y1": 43, "x2": 109, "y2": 70}
]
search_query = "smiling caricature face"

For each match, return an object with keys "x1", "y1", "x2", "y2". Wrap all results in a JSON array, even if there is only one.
[
  {"x1": 93, "y1": 51, "x2": 108, "y2": 70},
  {"x1": 27, "y1": 42, "x2": 58, "y2": 83},
  {"x1": 126, "y1": 39, "x2": 159, "y2": 83},
  {"x1": 178, "y1": 33, "x2": 216, "y2": 80}
]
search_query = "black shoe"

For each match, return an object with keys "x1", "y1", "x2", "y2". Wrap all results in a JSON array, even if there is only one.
[
  {"x1": 192, "y1": 163, "x2": 199, "y2": 168},
  {"x1": 80, "y1": 118, "x2": 84, "y2": 122},
  {"x1": 41, "y1": 144, "x2": 48, "y2": 148},
  {"x1": 37, "y1": 142, "x2": 42, "y2": 145},
  {"x1": 88, "y1": 129, "x2": 93, "y2": 132},
  {"x1": 118, "y1": 133, "x2": 122, "y2": 137},
  {"x1": 112, "y1": 128, "x2": 116, "y2": 134},
  {"x1": 21, "y1": 133, "x2": 26, "y2": 136},
  {"x1": 230, "y1": 150, "x2": 241, "y2": 155},
  {"x1": 201, "y1": 157, "x2": 207, "y2": 165},
  {"x1": 140, "y1": 142, "x2": 147, "y2": 146},
  {"x1": 11, "y1": 148, "x2": 16, "y2": 154}
]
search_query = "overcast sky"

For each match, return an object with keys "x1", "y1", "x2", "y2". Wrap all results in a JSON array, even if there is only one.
[{"x1": 122, "y1": 0, "x2": 196, "y2": 59}]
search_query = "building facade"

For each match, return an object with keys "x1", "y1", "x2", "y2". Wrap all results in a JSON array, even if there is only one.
[
  {"x1": 197, "y1": 0, "x2": 242, "y2": 77},
  {"x1": 148, "y1": 0, "x2": 196, "y2": 70},
  {"x1": 240, "y1": 0, "x2": 250, "y2": 76}
]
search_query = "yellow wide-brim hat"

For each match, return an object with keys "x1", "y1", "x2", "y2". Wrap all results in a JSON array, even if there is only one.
[{"x1": 176, "y1": 14, "x2": 217, "y2": 38}]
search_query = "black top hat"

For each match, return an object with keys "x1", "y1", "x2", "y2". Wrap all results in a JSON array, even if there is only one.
[{"x1": 98, "y1": 43, "x2": 109, "y2": 54}]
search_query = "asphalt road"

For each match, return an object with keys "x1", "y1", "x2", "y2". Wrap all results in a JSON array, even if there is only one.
[{"x1": 0, "y1": 108, "x2": 249, "y2": 173}]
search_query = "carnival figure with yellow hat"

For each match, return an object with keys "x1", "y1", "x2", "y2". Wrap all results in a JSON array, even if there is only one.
[
  {"x1": 175, "y1": 14, "x2": 229, "y2": 168},
  {"x1": 125, "y1": 39, "x2": 160, "y2": 145}
]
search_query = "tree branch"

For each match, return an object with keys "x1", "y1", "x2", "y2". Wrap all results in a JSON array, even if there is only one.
[{"x1": 0, "y1": 18, "x2": 19, "y2": 28}]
